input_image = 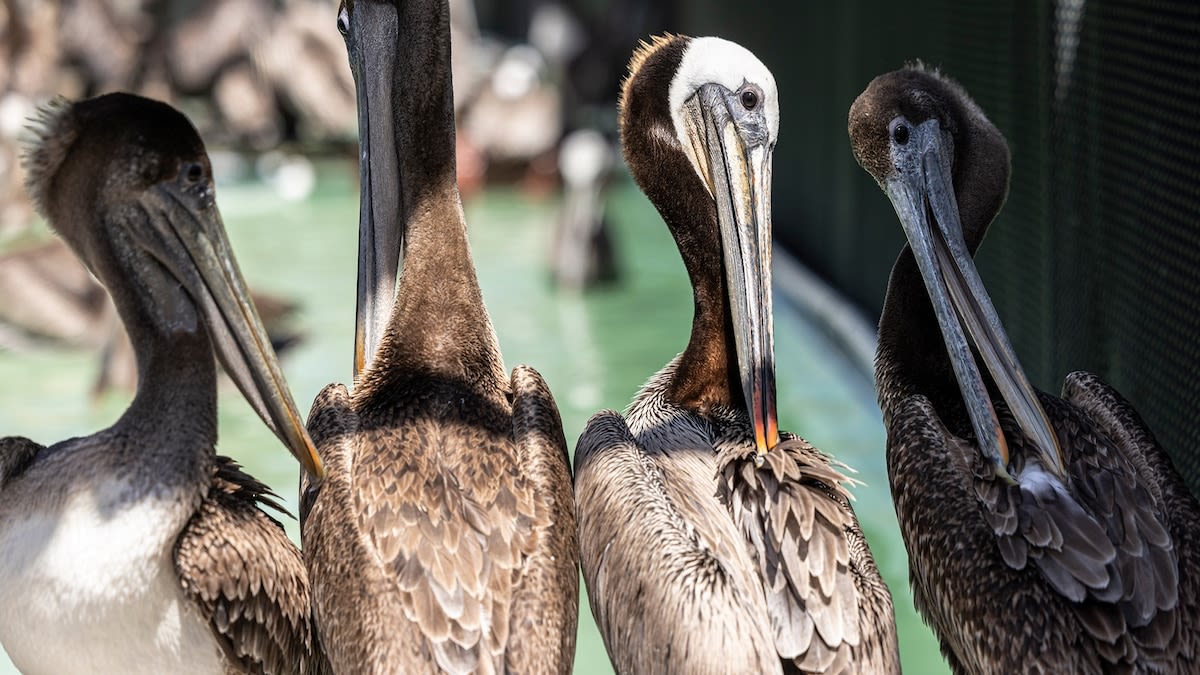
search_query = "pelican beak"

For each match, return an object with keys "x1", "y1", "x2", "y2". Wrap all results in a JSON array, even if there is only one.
[
  {"x1": 683, "y1": 83, "x2": 779, "y2": 455},
  {"x1": 345, "y1": 0, "x2": 403, "y2": 382},
  {"x1": 881, "y1": 118, "x2": 1064, "y2": 481},
  {"x1": 142, "y1": 175, "x2": 325, "y2": 481}
]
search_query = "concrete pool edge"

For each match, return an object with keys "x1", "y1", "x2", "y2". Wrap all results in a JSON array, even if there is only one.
[{"x1": 773, "y1": 245, "x2": 878, "y2": 380}]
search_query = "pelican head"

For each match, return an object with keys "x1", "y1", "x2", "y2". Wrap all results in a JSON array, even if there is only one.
[
  {"x1": 22, "y1": 92, "x2": 325, "y2": 480},
  {"x1": 849, "y1": 66, "x2": 1064, "y2": 481},
  {"x1": 622, "y1": 36, "x2": 781, "y2": 455}
]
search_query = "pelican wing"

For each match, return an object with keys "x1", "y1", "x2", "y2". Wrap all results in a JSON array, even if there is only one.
[
  {"x1": 301, "y1": 383, "x2": 356, "y2": 529},
  {"x1": 0, "y1": 436, "x2": 43, "y2": 487},
  {"x1": 174, "y1": 456, "x2": 329, "y2": 675},
  {"x1": 346, "y1": 385, "x2": 542, "y2": 675},
  {"x1": 1061, "y1": 370, "x2": 1197, "y2": 662},
  {"x1": 502, "y1": 365, "x2": 579, "y2": 673},
  {"x1": 973, "y1": 391, "x2": 1176, "y2": 638},
  {"x1": 304, "y1": 382, "x2": 422, "y2": 670},
  {"x1": 719, "y1": 434, "x2": 896, "y2": 673},
  {"x1": 303, "y1": 377, "x2": 559, "y2": 674},
  {"x1": 1061, "y1": 370, "x2": 1179, "y2": 510},
  {"x1": 896, "y1": 378, "x2": 1182, "y2": 670},
  {"x1": 574, "y1": 409, "x2": 782, "y2": 675}
]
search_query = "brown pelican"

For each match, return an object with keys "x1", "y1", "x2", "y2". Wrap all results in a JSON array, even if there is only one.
[
  {"x1": 550, "y1": 128, "x2": 619, "y2": 290},
  {"x1": 0, "y1": 93, "x2": 327, "y2": 673},
  {"x1": 299, "y1": 1, "x2": 578, "y2": 672},
  {"x1": 848, "y1": 65, "x2": 1200, "y2": 673},
  {"x1": 573, "y1": 35, "x2": 899, "y2": 674}
]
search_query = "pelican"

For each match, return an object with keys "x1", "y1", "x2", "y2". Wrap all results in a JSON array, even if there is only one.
[
  {"x1": 550, "y1": 128, "x2": 619, "y2": 290},
  {"x1": 0, "y1": 93, "x2": 327, "y2": 674},
  {"x1": 848, "y1": 65, "x2": 1200, "y2": 672},
  {"x1": 573, "y1": 35, "x2": 900, "y2": 674},
  {"x1": 299, "y1": 1, "x2": 578, "y2": 672}
]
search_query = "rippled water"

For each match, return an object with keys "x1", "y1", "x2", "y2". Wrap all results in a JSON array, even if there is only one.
[{"x1": 0, "y1": 166, "x2": 947, "y2": 673}]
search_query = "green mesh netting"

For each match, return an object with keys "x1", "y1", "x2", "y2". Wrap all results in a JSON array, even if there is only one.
[{"x1": 685, "y1": 0, "x2": 1200, "y2": 493}]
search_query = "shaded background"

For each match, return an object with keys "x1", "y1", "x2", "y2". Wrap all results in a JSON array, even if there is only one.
[
  {"x1": 0, "y1": 0, "x2": 1198, "y2": 673},
  {"x1": 686, "y1": 0, "x2": 1200, "y2": 489}
]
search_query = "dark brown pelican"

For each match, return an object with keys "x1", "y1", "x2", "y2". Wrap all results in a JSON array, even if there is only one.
[
  {"x1": 849, "y1": 65, "x2": 1200, "y2": 673},
  {"x1": 573, "y1": 35, "x2": 899, "y2": 674},
  {"x1": 299, "y1": 1, "x2": 578, "y2": 672},
  {"x1": 0, "y1": 93, "x2": 327, "y2": 673}
]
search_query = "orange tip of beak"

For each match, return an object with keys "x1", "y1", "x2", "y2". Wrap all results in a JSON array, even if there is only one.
[
  {"x1": 754, "y1": 417, "x2": 780, "y2": 456},
  {"x1": 995, "y1": 424, "x2": 1010, "y2": 466}
]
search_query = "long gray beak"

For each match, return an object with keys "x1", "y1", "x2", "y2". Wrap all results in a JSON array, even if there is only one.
[
  {"x1": 143, "y1": 180, "x2": 325, "y2": 480},
  {"x1": 882, "y1": 118, "x2": 1065, "y2": 481},
  {"x1": 346, "y1": 0, "x2": 403, "y2": 382},
  {"x1": 684, "y1": 84, "x2": 778, "y2": 455}
]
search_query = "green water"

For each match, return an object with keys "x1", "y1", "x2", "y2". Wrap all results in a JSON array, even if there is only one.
[{"x1": 0, "y1": 166, "x2": 948, "y2": 674}]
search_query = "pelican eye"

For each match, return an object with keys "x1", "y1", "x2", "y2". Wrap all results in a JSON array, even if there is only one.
[
  {"x1": 183, "y1": 162, "x2": 205, "y2": 184},
  {"x1": 740, "y1": 89, "x2": 759, "y2": 111},
  {"x1": 892, "y1": 124, "x2": 910, "y2": 145},
  {"x1": 336, "y1": 7, "x2": 349, "y2": 35}
]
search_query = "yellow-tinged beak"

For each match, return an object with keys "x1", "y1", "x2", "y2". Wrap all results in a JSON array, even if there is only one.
[{"x1": 685, "y1": 83, "x2": 780, "y2": 455}]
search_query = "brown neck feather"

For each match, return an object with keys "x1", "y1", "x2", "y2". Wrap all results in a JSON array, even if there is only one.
[
  {"x1": 621, "y1": 37, "x2": 741, "y2": 415},
  {"x1": 368, "y1": 0, "x2": 504, "y2": 391}
]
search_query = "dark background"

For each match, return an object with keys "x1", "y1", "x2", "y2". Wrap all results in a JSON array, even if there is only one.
[{"x1": 677, "y1": 0, "x2": 1200, "y2": 492}]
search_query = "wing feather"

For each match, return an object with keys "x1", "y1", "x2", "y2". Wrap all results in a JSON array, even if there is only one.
[
  {"x1": 345, "y1": 388, "x2": 528, "y2": 675},
  {"x1": 501, "y1": 365, "x2": 578, "y2": 674},
  {"x1": 321, "y1": 366, "x2": 571, "y2": 675},
  {"x1": 575, "y1": 408, "x2": 783, "y2": 674},
  {"x1": 175, "y1": 456, "x2": 329, "y2": 675},
  {"x1": 1063, "y1": 370, "x2": 1200, "y2": 668},
  {"x1": 893, "y1": 371, "x2": 1197, "y2": 671},
  {"x1": 718, "y1": 435, "x2": 880, "y2": 672},
  {"x1": 971, "y1": 390, "x2": 1177, "y2": 636}
]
